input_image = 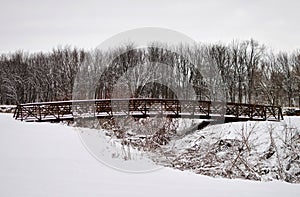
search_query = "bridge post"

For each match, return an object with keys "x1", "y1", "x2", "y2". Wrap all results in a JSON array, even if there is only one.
[
  {"x1": 56, "y1": 105, "x2": 59, "y2": 119},
  {"x1": 13, "y1": 105, "x2": 19, "y2": 119},
  {"x1": 278, "y1": 107, "x2": 283, "y2": 120},
  {"x1": 176, "y1": 100, "x2": 179, "y2": 116},
  {"x1": 236, "y1": 105, "x2": 239, "y2": 118},
  {"x1": 161, "y1": 100, "x2": 163, "y2": 115},
  {"x1": 38, "y1": 106, "x2": 41, "y2": 121},
  {"x1": 249, "y1": 105, "x2": 252, "y2": 119},
  {"x1": 263, "y1": 106, "x2": 267, "y2": 120},
  {"x1": 192, "y1": 102, "x2": 196, "y2": 117},
  {"x1": 144, "y1": 99, "x2": 147, "y2": 116},
  {"x1": 20, "y1": 106, "x2": 23, "y2": 121},
  {"x1": 208, "y1": 101, "x2": 210, "y2": 117}
]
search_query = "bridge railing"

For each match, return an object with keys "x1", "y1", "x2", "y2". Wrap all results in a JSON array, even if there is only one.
[{"x1": 13, "y1": 99, "x2": 283, "y2": 122}]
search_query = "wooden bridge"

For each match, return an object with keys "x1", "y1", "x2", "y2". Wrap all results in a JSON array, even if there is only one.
[{"x1": 13, "y1": 98, "x2": 283, "y2": 123}]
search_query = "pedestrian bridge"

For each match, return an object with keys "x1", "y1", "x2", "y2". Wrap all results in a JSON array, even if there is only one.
[{"x1": 13, "y1": 98, "x2": 283, "y2": 123}]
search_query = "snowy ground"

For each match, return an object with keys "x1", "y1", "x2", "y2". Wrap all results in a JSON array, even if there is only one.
[{"x1": 1, "y1": 113, "x2": 300, "y2": 197}]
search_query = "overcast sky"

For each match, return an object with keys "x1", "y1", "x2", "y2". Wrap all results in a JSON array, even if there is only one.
[{"x1": 0, "y1": 0, "x2": 299, "y2": 53}]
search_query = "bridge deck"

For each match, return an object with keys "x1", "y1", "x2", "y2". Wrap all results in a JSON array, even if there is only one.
[{"x1": 13, "y1": 99, "x2": 283, "y2": 122}]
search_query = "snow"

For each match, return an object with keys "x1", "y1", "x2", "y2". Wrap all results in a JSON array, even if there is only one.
[
  {"x1": 0, "y1": 113, "x2": 300, "y2": 197},
  {"x1": 0, "y1": 105, "x2": 15, "y2": 113},
  {"x1": 164, "y1": 116, "x2": 300, "y2": 182}
]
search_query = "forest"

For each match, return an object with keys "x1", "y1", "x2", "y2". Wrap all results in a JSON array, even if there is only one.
[{"x1": 0, "y1": 39, "x2": 299, "y2": 107}]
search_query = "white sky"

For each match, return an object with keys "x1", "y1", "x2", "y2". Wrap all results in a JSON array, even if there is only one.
[{"x1": 0, "y1": 0, "x2": 299, "y2": 53}]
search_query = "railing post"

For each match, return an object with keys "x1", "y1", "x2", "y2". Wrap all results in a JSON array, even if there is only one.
[
  {"x1": 192, "y1": 101, "x2": 195, "y2": 116},
  {"x1": 38, "y1": 106, "x2": 41, "y2": 121},
  {"x1": 278, "y1": 107, "x2": 283, "y2": 120},
  {"x1": 13, "y1": 106, "x2": 17, "y2": 119},
  {"x1": 207, "y1": 101, "x2": 210, "y2": 117},
  {"x1": 144, "y1": 99, "x2": 147, "y2": 115},
  {"x1": 57, "y1": 104, "x2": 60, "y2": 120},
  {"x1": 161, "y1": 99, "x2": 163, "y2": 115},
  {"x1": 20, "y1": 106, "x2": 23, "y2": 121}
]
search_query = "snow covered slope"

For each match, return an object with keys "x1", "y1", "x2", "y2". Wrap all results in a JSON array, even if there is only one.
[
  {"x1": 164, "y1": 117, "x2": 300, "y2": 182},
  {"x1": 0, "y1": 113, "x2": 300, "y2": 197}
]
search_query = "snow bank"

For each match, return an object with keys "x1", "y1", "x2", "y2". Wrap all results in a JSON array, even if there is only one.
[
  {"x1": 0, "y1": 113, "x2": 300, "y2": 197},
  {"x1": 165, "y1": 117, "x2": 300, "y2": 183}
]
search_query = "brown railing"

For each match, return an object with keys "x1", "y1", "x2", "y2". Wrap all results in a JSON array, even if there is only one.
[{"x1": 13, "y1": 98, "x2": 283, "y2": 122}]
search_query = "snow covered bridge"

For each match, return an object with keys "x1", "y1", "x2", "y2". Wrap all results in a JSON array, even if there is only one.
[{"x1": 13, "y1": 98, "x2": 283, "y2": 123}]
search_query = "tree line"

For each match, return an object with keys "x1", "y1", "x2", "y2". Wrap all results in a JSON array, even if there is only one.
[{"x1": 0, "y1": 40, "x2": 300, "y2": 107}]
